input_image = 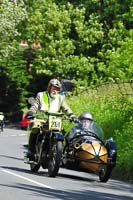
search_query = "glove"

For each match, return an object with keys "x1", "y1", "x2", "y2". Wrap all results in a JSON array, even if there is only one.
[
  {"x1": 26, "y1": 111, "x2": 34, "y2": 119},
  {"x1": 70, "y1": 114, "x2": 79, "y2": 123}
]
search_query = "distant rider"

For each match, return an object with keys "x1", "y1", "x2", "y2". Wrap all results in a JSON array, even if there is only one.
[{"x1": 0, "y1": 112, "x2": 4, "y2": 132}]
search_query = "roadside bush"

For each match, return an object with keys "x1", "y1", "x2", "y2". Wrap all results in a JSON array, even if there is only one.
[{"x1": 65, "y1": 83, "x2": 133, "y2": 181}]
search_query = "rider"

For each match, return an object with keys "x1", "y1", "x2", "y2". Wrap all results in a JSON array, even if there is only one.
[
  {"x1": 26, "y1": 78, "x2": 76, "y2": 160},
  {"x1": 67, "y1": 112, "x2": 93, "y2": 141},
  {"x1": 67, "y1": 112, "x2": 105, "y2": 141},
  {"x1": 0, "y1": 112, "x2": 4, "y2": 132}
]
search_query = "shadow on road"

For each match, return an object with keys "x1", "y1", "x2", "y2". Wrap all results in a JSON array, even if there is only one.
[
  {"x1": 1, "y1": 165, "x2": 95, "y2": 183},
  {"x1": 0, "y1": 154, "x2": 23, "y2": 161},
  {"x1": 1, "y1": 166, "x2": 30, "y2": 174},
  {"x1": 0, "y1": 182, "x2": 132, "y2": 200}
]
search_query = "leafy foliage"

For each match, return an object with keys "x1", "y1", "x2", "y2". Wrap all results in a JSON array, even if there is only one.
[
  {"x1": 0, "y1": 0, "x2": 133, "y2": 112},
  {"x1": 18, "y1": 0, "x2": 133, "y2": 90},
  {"x1": 0, "y1": 1, "x2": 28, "y2": 111}
]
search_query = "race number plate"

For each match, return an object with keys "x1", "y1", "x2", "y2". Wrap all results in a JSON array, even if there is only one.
[{"x1": 49, "y1": 116, "x2": 62, "y2": 131}]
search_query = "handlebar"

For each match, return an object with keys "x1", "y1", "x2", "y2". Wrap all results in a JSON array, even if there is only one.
[
  {"x1": 63, "y1": 116, "x2": 79, "y2": 123},
  {"x1": 27, "y1": 110, "x2": 64, "y2": 119},
  {"x1": 27, "y1": 111, "x2": 79, "y2": 124},
  {"x1": 39, "y1": 110, "x2": 64, "y2": 116}
]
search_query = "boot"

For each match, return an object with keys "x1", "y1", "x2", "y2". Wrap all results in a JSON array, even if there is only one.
[{"x1": 27, "y1": 133, "x2": 37, "y2": 161}]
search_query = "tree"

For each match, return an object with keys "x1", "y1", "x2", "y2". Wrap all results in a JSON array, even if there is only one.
[
  {"x1": 0, "y1": 0, "x2": 133, "y2": 112},
  {"x1": 19, "y1": 0, "x2": 133, "y2": 87},
  {"x1": 0, "y1": 0, "x2": 28, "y2": 112},
  {"x1": 106, "y1": 29, "x2": 133, "y2": 81}
]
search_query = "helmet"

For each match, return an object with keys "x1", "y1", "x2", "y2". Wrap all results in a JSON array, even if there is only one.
[
  {"x1": 79, "y1": 112, "x2": 93, "y2": 121},
  {"x1": 48, "y1": 79, "x2": 61, "y2": 90}
]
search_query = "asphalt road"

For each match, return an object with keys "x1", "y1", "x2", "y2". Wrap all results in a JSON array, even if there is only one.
[{"x1": 0, "y1": 128, "x2": 132, "y2": 200}]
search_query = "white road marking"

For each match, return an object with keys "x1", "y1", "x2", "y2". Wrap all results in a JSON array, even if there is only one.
[
  {"x1": 1, "y1": 133, "x2": 27, "y2": 137},
  {"x1": 11, "y1": 135, "x2": 18, "y2": 136},
  {"x1": 20, "y1": 134, "x2": 27, "y2": 136},
  {"x1": 1, "y1": 168, "x2": 54, "y2": 189},
  {"x1": 1, "y1": 135, "x2": 8, "y2": 137}
]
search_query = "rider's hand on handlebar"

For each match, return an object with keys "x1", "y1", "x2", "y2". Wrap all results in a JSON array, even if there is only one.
[
  {"x1": 70, "y1": 114, "x2": 79, "y2": 123},
  {"x1": 26, "y1": 111, "x2": 34, "y2": 119}
]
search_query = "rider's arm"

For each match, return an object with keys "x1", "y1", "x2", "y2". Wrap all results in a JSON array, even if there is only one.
[
  {"x1": 29, "y1": 92, "x2": 41, "y2": 113},
  {"x1": 60, "y1": 95, "x2": 74, "y2": 117},
  {"x1": 67, "y1": 126, "x2": 76, "y2": 141},
  {"x1": 67, "y1": 126, "x2": 80, "y2": 141}
]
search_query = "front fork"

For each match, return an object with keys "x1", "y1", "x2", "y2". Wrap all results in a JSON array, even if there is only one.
[{"x1": 48, "y1": 131, "x2": 64, "y2": 153}]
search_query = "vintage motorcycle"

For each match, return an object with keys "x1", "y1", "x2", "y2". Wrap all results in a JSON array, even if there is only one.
[
  {"x1": 62, "y1": 121, "x2": 117, "y2": 182},
  {"x1": 24, "y1": 110, "x2": 65, "y2": 177}
]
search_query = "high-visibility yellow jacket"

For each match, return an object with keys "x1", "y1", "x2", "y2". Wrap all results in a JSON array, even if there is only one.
[{"x1": 29, "y1": 91, "x2": 73, "y2": 116}]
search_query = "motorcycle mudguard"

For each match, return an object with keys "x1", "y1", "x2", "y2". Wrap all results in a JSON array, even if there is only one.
[
  {"x1": 55, "y1": 132, "x2": 64, "y2": 141},
  {"x1": 105, "y1": 138, "x2": 117, "y2": 163}
]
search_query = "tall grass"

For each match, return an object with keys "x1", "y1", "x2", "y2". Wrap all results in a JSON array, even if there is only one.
[{"x1": 65, "y1": 83, "x2": 133, "y2": 181}]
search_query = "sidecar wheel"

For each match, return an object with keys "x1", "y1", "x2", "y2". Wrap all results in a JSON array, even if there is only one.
[
  {"x1": 99, "y1": 166, "x2": 113, "y2": 182},
  {"x1": 48, "y1": 141, "x2": 62, "y2": 177}
]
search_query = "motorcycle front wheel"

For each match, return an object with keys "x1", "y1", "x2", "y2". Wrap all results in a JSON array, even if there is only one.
[{"x1": 48, "y1": 141, "x2": 62, "y2": 177}]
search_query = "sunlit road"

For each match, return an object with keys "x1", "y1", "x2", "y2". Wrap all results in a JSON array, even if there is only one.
[{"x1": 0, "y1": 128, "x2": 132, "y2": 200}]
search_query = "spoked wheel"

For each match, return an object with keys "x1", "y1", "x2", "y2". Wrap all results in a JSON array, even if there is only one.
[
  {"x1": 48, "y1": 141, "x2": 62, "y2": 177},
  {"x1": 99, "y1": 165, "x2": 113, "y2": 182}
]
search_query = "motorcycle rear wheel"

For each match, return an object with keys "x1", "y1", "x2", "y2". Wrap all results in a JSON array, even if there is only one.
[{"x1": 48, "y1": 141, "x2": 62, "y2": 177}]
